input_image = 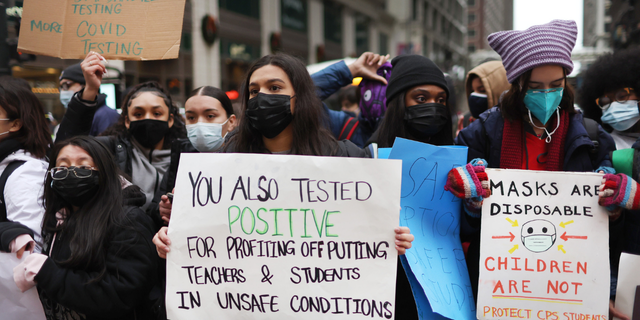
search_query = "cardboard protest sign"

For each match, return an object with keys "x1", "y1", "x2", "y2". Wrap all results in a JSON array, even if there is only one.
[
  {"x1": 614, "y1": 253, "x2": 640, "y2": 320},
  {"x1": 388, "y1": 138, "x2": 475, "y2": 320},
  {"x1": 18, "y1": 0, "x2": 186, "y2": 60},
  {"x1": 166, "y1": 153, "x2": 402, "y2": 319},
  {"x1": 0, "y1": 253, "x2": 46, "y2": 320},
  {"x1": 478, "y1": 169, "x2": 609, "y2": 320}
]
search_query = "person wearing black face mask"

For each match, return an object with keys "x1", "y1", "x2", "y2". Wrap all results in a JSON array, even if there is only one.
[
  {"x1": 368, "y1": 54, "x2": 454, "y2": 149},
  {"x1": 363, "y1": 54, "x2": 454, "y2": 320},
  {"x1": 55, "y1": 52, "x2": 186, "y2": 217},
  {"x1": 11, "y1": 136, "x2": 159, "y2": 320}
]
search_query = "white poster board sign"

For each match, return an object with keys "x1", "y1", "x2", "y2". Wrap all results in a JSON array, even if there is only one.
[
  {"x1": 0, "y1": 253, "x2": 46, "y2": 320},
  {"x1": 614, "y1": 253, "x2": 640, "y2": 320},
  {"x1": 166, "y1": 153, "x2": 402, "y2": 319},
  {"x1": 478, "y1": 169, "x2": 609, "y2": 320}
]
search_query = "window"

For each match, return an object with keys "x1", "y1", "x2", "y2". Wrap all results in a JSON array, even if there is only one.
[
  {"x1": 468, "y1": 29, "x2": 475, "y2": 37},
  {"x1": 379, "y1": 33, "x2": 389, "y2": 55},
  {"x1": 468, "y1": 13, "x2": 476, "y2": 23},
  {"x1": 219, "y1": 0, "x2": 260, "y2": 19},
  {"x1": 468, "y1": 0, "x2": 475, "y2": 7},
  {"x1": 281, "y1": 0, "x2": 308, "y2": 32},
  {"x1": 355, "y1": 14, "x2": 369, "y2": 55},
  {"x1": 412, "y1": 0, "x2": 419, "y2": 21},
  {"x1": 324, "y1": 1, "x2": 342, "y2": 43},
  {"x1": 468, "y1": 45, "x2": 476, "y2": 53}
]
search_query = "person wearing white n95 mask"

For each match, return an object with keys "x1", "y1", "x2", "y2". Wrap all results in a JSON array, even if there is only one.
[{"x1": 149, "y1": 86, "x2": 237, "y2": 225}]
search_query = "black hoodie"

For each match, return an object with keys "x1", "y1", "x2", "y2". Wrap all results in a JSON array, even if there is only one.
[{"x1": 34, "y1": 185, "x2": 159, "y2": 320}]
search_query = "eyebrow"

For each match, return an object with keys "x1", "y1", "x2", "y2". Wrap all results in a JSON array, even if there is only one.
[
  {"x1": 131, "y1": 106, "x2": 164, "y2": 110},
  {"x1": 411, "y1": 88, "x2": 446, "y2": 95},
  {"x1": 529, "y1": 77, "x2": 564, "y2": 84},
  {"x1": 249, "y1": 78, "x2": 286, "y2": 86},
  {"x1": 186, "y1": 108, "x2": 218, "y2": 114}
]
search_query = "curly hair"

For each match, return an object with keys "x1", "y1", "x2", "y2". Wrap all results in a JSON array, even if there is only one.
[
  {"x1": 579, "y1": 47, "x2": 640, "y2": 125},
  {"x1": 100, "y1": 81, "x2": 186, "y2": 149}
]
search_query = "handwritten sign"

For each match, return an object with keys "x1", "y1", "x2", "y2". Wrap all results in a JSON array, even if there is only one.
[
  {"x1": 478, "y1": 169, "x2": 609, "y2": 320},
  {"x1": 18, "y1": 0, "x2": 186, "y2": 60},
  {"x1": 614, "y1": 253, "x2": 640, "y2": 320},
  {"x1": 0, "y1": 253, "x2": 46, "y2": 320},
  {"x1": 166, "y1": 153, "x2": 402, "y2": 319},
  {"x1": 388, "y1": 138, "x2": 475, "y2": 320}
]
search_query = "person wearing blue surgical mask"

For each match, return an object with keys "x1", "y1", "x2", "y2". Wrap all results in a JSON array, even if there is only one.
[
  {"x1": 150, "y1": 86, "x2": 236, "y2": 225},
  {"x1": 58, "y1": 63, "x2": 119, "y2": 136}
]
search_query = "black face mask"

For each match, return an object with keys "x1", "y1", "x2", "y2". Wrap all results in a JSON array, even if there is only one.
[
  {"x1": 52, "y1": 170, "x2": 100, "y2": 207},
  {"x1": 468, "y1": 93, "x2": 489, "y2": 118},
  {"x1": 404, "y1": 103, "x2": 450, "y2": 138},
  {"x1": 128, "y1": 119, "x2": 170, "y2": 149},
  {"x1": 246, "y1": 93, "x2": 294, "y2": 139}
]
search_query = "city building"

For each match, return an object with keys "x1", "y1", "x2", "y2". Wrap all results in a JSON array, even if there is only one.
[{"x1": 466, "y1": 0, "x2": 512, "y2": 54}]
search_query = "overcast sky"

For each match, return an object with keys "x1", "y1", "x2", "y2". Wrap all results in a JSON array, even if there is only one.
[{"x1": 513, "y1": 0, "x2": 584, "y2": 50}]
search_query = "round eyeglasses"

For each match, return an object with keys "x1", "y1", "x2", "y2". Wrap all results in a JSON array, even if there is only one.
[
  {"x1": 50, "y1": 166, "x2": 97, "y2": 180},
  {"x1": 596, "y1": 88, "x2": 636, "y2": 110}
]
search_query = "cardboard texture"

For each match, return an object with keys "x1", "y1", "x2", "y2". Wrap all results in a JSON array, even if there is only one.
[{"x1": 18, "y1": 0, "x2": 186, "y2": 60}]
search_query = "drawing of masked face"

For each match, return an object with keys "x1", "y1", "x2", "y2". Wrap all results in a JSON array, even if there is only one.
[{"x1": 521, "y1": 220, "x2": 556, "y2": 253}]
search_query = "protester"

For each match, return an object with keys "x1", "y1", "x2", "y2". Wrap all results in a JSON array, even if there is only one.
[
  {"x1": 449, "y1": 20, "x2": 616, "y2": 300},
  {"x1": 0, "y1": 79, "x2": 51, "y2": 320},
  {"x1": 312, "y1": 52, "x2": 391, "y2": 147},
  {"x1": 580, "y1": 47, "x2": 640, "y2": 320},
  {"x1": 458, "y1": 60, "x2": 510, "y2": 134},
  {"x1": 152, "y1": 52, "x2": 414, "y2": 315},
  {"x1": 9, "y1": 136, "x2": 158, "y2": 319},
  {"x1": 59, "y1": 63, "x2": 119, "y2": 136},
  {"x1": 55, "y1": 52, "x2": 187, "y2": 210},
  {"x1": 152, "y1": 86, "x2": 237, "y2": 225},
  {"x1": 368, "y1": 54, "x2": 454, "y2": 149},
  {"x1": 339, "y1": 85, "x2": 360, "y2": 116},
  {"x1": 580, "y1": 47, "x2": 640, "y2": 149}
]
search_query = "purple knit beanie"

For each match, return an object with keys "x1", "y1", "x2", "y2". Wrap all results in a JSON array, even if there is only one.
[{"x1": 488, "y1": 20, "x2": 577, "y2": 83}]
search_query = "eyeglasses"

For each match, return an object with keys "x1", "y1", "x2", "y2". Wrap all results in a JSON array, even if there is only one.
[
  {"x1": 527, "y1": 88, "x2": 563, "y2": 94},
  {"x1": 50, "y1": 166, "x2": 97, "y2": 180},
  {"x1": 596, "y1": 88, "x2": 636, "y2": 110}
]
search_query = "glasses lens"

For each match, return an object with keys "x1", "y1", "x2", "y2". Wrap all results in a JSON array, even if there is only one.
[
  {"x1": 615, "y1": 90, "x2": 631, "y2": 103},
  {"x1": 73, "y1": 166, "x2": 93, "y2": 178},
  {"x1": 598, "y1": 96, "x2": 612, "y2": 109},
  {"x1": 51, "y1": 167, "x2": 68, "y2": 180}
]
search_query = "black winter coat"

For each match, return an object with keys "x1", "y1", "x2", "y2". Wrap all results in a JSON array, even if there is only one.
[{"x1": 35, "y1": 185, "x2": 159, "y2": 320}]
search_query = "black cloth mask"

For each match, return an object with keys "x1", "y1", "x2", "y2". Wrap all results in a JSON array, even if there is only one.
[
  {"x1": 128, "y1": 119, "x2": 170, "y2": 149},
  {"x1": 52, "y1": 170, "x2": 100, "y2": 207},
  {"x1": 468, "y1": 93, "x2": 489, "y2": 118},
  {"x1": 246, "y1": 93, "x2": 294, "y2": 139},
  {"x1": 404, "y1": 103, "x2": 450, "y2": 138}
]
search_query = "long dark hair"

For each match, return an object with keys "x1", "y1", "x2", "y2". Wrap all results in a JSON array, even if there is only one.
[
  {"x1": 375, "y1": 92, "x2": 454, "y2": 148},
  {"x1": 101, "y1": 81, "x2": 186, "y2": 149},
  {"x1": 0, "y1": 80, "x2": 52, "y2": 158},
  {"x1": 189, "y1": 86, "x2": 234, "y2": 117},
  {"x1": 500, "y1": 69, "x2": 576, "y2": 122},
  {"x1": 42, "y1": 136, "x2": 125, "y2": 282},
  {"x1": 227, "y1": 53, "x2": 338, "y2": 155}
]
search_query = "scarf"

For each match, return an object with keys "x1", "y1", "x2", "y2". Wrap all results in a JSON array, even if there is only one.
[
  {"x1": 500, "y1": 110, "x2": 570, "y2": 171},
  {"x1": 0, "y1": 138, "x2": 23, "y2": 162}
]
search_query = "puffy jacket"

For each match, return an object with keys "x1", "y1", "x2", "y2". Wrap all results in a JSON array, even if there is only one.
[
  {"x1": 311, "y1": 61, "x2": 377, "y2": 147},
  {"x1": 35, "y1": 185, "x2": 159, "y2": 320},
  {"x1": 455, "y1": 106, "x2": 616, "y2": 298}
]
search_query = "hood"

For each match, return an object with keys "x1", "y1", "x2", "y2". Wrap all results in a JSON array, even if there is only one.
[{"x1": 465, "y1": 61, "x2": 511, "y2": 108}]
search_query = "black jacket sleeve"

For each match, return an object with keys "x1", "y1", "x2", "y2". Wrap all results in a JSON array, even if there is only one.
[
  {"x1": 55, "y1": 90, "x2": 99, "y2": 143},
  {"x1": 0, "y1": 221, "x2": 34, "y2": 252},
  {"x1": 34, "y1": 208, "x2": 158, "y2": 318}
]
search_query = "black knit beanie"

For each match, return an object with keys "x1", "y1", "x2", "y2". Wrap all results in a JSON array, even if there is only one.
[
  {"x1": 386, "y1": 55, "x2": 449, "y2": 102},
  {"x1": 59, "y1": 63, "x2": 85, "y2": 85}
]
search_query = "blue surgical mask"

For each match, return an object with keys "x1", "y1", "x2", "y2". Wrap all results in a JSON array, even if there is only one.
[
  {"x1": 601, "y1": 100, "x2": 640, "y2": 132},
  {"x1": 186, "y1": 120, "x2": 228, "y2": 152},
  {"x1": 524, "y1": 88, "x2": 564, "y2": 125},
  {"x1": 60, "y1": 90, "x2": 74, "y2": 108}
]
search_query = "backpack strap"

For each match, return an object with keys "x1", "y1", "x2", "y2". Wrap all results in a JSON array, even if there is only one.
[
  {"x1": 582, "y1": 118, "x2": 600, "y2": 154},
  {"x1": 610, "y1": 148, "x2": 635, "y2": 177},
  {"x1": 0, "y1": 160, "x2": 26, "y2": 222},
  {"x1": 338, "y1": 117, "x2": 360, "y2": 141}
]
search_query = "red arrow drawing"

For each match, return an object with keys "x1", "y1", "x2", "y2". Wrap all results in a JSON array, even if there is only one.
[
  {"x1": 492, "y1": 232, "x2": 515, "y2": 242},
  {"x1": 560, "y1": 232, "x2": 588, "y2": 241}
]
